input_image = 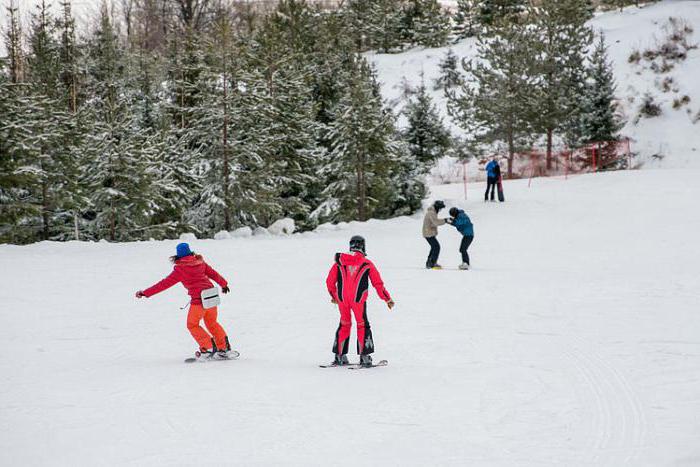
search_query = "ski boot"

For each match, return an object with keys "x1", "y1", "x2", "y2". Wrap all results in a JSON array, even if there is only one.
[
  {"x1": 431, "y1": 264, "x2": 443, "y2": 270},
  {"x1": 458, "y1": 262, "x2": 470, "y2": 270},
  {"x1": 334, "y1": 354, "x2": 349, "y2": 366},
  {"x1": 359, "y1": 354, "x2": 373, "y2": 367}
]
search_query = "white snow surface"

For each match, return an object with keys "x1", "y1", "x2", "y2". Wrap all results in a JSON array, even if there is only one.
[
  {"x1": 369, "y1": 0, "x2": 700, "y2": 169},
  {"x1": 2, "y1": 169, "x2": 700, "y2": 466}
]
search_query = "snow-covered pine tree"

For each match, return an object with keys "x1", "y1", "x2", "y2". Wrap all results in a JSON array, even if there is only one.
[
  {"x1": 403, "y1": 0, "x2": 451, "y2": 48},
  {"x1": 434, "y1": 49, "x2": 464, "y2": 92},
  {"x1": 4, "y1": 0, "x2": 23, "y2": 83},
  {"x1": 344, "y1": 0, "x2": 375, "y2": 52},
  {"x1": 477, "y1": 0, "x2": 526, "y2": 26},
  {"x1": 248, "y1": 6, "x2": 325, "y2": 228},
  {"x1": 577, "y1": 33, "x2": 625, "y2": 170},
  {"x1": 452, "y1": 0, "x2": 478, "y2": 41},
  {"x1": 447, "y1": 18, "x2": 536, "y2": 178},
  {"x1": 529, "y1": 0, "x2": 593, "y2": 169},
  {"x1": 21, "y1": 0, "x2": 83, "y2": 241},
  {"x1": 369, "y1": 0, "x2": 405, "y2": 53},
  {"x1": 578, "y1": 33, "x2": 623, "y2": 145},
  {"x1": 321, "y1": 57, "x2": 403, "y2": 222},
  {"x1": 403, "y1": 74, "x2": 452, "y2": 166},
  {"x1": 82, "y1": 5, "x2": 153, "y2": 241},
  {"x1": 185, "y1": 25, "x2": 278, "y2": 235}
]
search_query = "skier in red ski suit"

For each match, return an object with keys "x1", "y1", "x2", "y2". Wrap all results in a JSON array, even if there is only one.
[
  {"x1": 325, "y1": 236, "x2": 394, "y2": 366},
  {"x1": 135, "y1": 242, "x2": 232, "y2": 358}
]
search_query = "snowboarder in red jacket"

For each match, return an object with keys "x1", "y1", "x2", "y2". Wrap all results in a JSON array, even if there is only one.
[
  {"x1": 325, "y1": 236, "x2": 395, "y2": 367},
  {"x1": 135, "y1": 242, "x2": 232, "y2": 359}
]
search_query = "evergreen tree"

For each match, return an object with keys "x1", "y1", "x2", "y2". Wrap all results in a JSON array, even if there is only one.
[
  {"x1": 578, "y1": 33, "x2": 622, "y2": 144},
  {"x1": 477, "y1": 0, "x2": 526, "y2": 26},
  {"x1": 402, "y1": 0, "x2": 451, "y2": 48},
  {"x1": 403, "y1": 75, "x2": 452, "y2": 165},
  {"x1": 369, "y1": 0, "x2": 405, "y2": 53},
  {"x1": 452, "y1": 0, "x2": 478, "y2": 40},
  {"x1": 529, "y1": 0, "x2": 593, "y2": 169},
  {"x1": 434, "y1": 49, "x2": 464, "y2": 91},
  {"x1": 412, "y1": 0, "x2": 451, "y2": 48},
  {"x1": 19, "y1": 0, "x2": 83, "y2": 241},
  {"x1": 82, "y1": 6, "x2": 153, "y2": 241},
  {"x1": 447, "y1": 19, "x2": 536, "y2": 177},
  {"x1": 321, "y1": 58, "x2": 403, "y2": 222}
]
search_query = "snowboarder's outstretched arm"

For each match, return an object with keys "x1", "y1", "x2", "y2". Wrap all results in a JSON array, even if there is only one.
[
  {"x1": 368, "y1": 263, "x2": 394, "y2": 309},
  {"x1": 140, "y1": 270, "x2": 180, "y2": 298},
  {"x1": 205, "y1": 263, "x2": 228, "y2": 290},
  {"x1": 325, "y1": 264, "x2": 340, "y2": 304},
  {"x1": 426, "y1": 209, "x2": 446, "y2": 227}
]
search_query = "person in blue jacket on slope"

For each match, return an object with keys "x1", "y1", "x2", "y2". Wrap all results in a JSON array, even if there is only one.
[{"x1": 448, "y1": 207, "x2": 474, "y2": 270}]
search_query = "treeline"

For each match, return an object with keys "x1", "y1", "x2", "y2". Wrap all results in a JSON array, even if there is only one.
[
  {"x1": 446, "y1": 0, "x2": 624, "y2": 178},
  {"x1": 0, "y1": 0, "x2": 457, "y2": 244}
]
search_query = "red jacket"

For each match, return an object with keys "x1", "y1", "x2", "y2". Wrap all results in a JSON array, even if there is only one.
[
  {"x1": 326, "y1": 251, "x2": 391, "y2": 305},
  {"x1": 143, "y1": 255, "x2": 228, "y2": 305}
]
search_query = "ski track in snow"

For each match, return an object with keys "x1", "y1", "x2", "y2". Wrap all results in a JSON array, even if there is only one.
[{"x1": 1, "y1": 170, "x2": 700, "y2": 466}]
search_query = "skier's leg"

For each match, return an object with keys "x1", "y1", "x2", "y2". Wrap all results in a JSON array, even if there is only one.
[
  {"x1": 425, "y1": 236, "x2": 439, "y2": 267},
  {"x1": 332, "y1": 303, "x2": 352, "y2": 355},
  {"x1": 187, "y1": 304, "x2": 214, "y2": 350},
  {"x1": 484, "y1": 181, "x2": 490, "y2": 201},
  {"x1": 489, "y1": 178, "x2": 496, "y2": 200},
  {"x1": 203, "y1": 306, "x2": 228, "y2": 351},
  {"x1": 461, "y1": 235, "x2": 474, "y2": 265},
  {"x1": 353, "y1": 302, "x2": 374, "y2": 355}
]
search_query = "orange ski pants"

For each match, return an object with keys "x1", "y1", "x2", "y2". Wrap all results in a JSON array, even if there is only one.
[{"x1": 187, "y1": 304, "x2": 228, "y2": 351}]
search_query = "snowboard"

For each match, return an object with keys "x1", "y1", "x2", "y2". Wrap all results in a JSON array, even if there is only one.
[
  {"x1": 348, "y1": 359, "x2": 388, "y2": 370},
  {"x1": 185, "y1": 350, "x2": 240, "y2": 363},
  {"x1": 319, "y1": 359, "x2": 388, "y2": 369},
  {"x1": 497, "y1": 177, "x2": 505, "y2": 202}
]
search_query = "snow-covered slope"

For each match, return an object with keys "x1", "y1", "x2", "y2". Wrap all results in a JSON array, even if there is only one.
[
  {"x1": 1, "y1": 169, "x2": 699, "y2": 466},
  {"x1": 369, "y1": 0, "x2": 700, "y2": 169}
]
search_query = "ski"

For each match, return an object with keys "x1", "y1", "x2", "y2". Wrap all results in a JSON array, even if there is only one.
[
  {"x1": 348, "y1": 359, "x2": 388, "y2": 369},
  {"x1": 185, "y1": 350, "x2": 240, "y2": 363}
]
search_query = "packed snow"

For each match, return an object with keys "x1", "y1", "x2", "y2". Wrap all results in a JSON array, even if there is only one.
[
  {"x1": 369, "y1": 0, "x2": 700, "y2": 168},
  {"x1": 1, "y1": 168, "x2": 699, "y2": 466}
]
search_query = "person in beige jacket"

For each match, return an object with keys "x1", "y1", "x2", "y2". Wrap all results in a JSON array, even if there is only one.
[{"x1": 422, "y1": 200, "x2": 447, "y2": 269}]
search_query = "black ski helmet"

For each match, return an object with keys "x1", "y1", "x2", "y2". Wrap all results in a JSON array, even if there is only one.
[
  {"x1": 349, "y1": 235, "x2": 366, "y2": 254},
  {"x1": 449, "y1": 207, "x2": 459, "y2": 218},
  {"x1": 433, "y1": 200, "x2": 445, "y2": 212}
]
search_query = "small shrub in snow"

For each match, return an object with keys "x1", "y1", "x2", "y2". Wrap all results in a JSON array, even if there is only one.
[
  {"x1": 214, "y1": 230, "x2": 231, "y2": 240},
  {"x1": 231, "y1": 227, "x2": 253, "y2": 238},
  {"x1": 638, "y1": 94, "x2": 662, "y2": 119},
  {"x1": 672, "y1": 95, "x2": 690, "y2": 109},
  {"x1": 268, "y1": 218, "x2": 296, "y2": 235},
  {"x1": 658, "y1": 76, "x2": 675, "y2": 93},
  {"x1": 179, "y1": 233, "x2": 197, "y2": 241},
  {"x1": 693, "y1": 110, "x2": 700, "y2": 124},
  {"x1": 628, "y1": 50, "x2": 641, "y2": 64},
  {"x1": 253, "y1": 227, "x2": 270, "y2": 236}
]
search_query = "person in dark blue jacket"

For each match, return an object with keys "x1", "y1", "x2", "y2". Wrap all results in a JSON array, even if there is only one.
[
  {"x1": 484, "y1": 157, "x2": 501, "y2": 202},
  {"x1": 448, "y1": 207, "x2": 474, "y2": 270}
]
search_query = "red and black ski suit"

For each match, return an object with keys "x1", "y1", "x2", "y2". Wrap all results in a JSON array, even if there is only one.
[{"x1": 325, "y1": 251, "x2": 392, "y2": 356}]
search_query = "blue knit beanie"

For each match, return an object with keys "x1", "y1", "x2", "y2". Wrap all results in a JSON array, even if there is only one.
[{"x1": 176, "y1": 242, "x2": 193, "y2": 258}]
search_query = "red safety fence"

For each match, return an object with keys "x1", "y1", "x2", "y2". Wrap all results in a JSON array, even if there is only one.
[{"x1": 459, "y1": 139, "x2": 633, "y2": 198}]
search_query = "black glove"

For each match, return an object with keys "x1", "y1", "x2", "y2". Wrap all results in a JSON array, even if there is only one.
[
  {"x1": 445, "y1": 218, "x2": 453, "y2": 224},
  {"x1": 222, "y1": 286, "x2": 230, "y2": 294}
]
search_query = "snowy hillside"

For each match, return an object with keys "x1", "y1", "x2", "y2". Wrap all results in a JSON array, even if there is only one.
[
  {"x1": 369, "y1": 0, "x2": 700, "y2": 168},
  {"x1": 2, "y1": 169, "x2": 699, "y2": 466}
]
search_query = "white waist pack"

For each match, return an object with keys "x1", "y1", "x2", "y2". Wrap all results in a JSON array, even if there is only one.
[{"x1": 201, "y1": 287, "x2": 221, "y2": 309}]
